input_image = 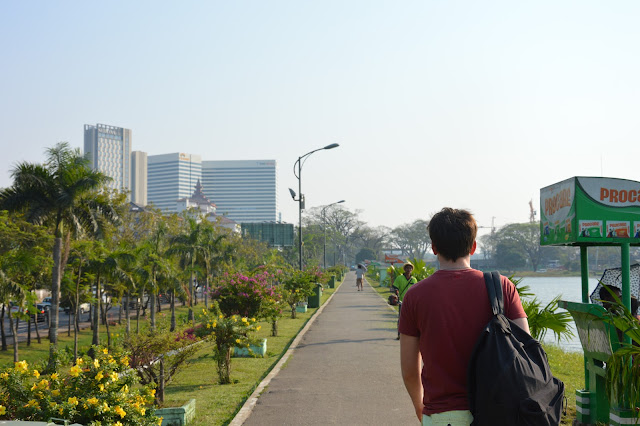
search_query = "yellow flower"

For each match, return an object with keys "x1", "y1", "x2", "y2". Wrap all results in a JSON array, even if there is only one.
[
  {"x1": 150, "y1": 389, "x2": 156, "y2": 396},
  {"x1": 120, "y1": 356, "x2": 129, "y2": 366},
  {"x1": 219, "y1": 314, "x2": 224, "y2": 319},
  {"x1": 0, "y1": 372, "x2": 8, "y2": 380},
  {"x1": 93, "y1": 359, "x2": 100, "y2": 368},
  {"x1": 139, "y1": 407, "x2": 146, "y2": 415},
  {"x1": 206, "y1": 323, "x2": 211, "y2": 329},
  {"x1": 39, "y1": 379, "x2": 49, "y2": 388},
  {"x1": 110, "y1": 372, "x2": 119, "y2": 382},
  {"x1": 95, "y1": 371, "x2": 104, "y2": 381},
  {"x1": 0, "y1": 405, "x2": 5, "y2": 415},
  {"x1": 76, "y1": 358, "x2": 83, "y2": 365},
  {"x1": 212, "y1": 322, "x2": 217, "y2": 328},
  {"x1": 58, "y1": 407, "x2": 64, "y2": 415},
  {"x1": 70, "y1": 365, "x2": 82, "y2": 377},
  {"x1": 157, "y1": 417, "x2": 164, "y2": 426},
  {"x1": 114, "y1": 405, "x2": 126, "y2": 418},
  {"x1": 115, "y1": 422, "x2": 123, "y2": 426},
  {"x1": 121, "y1": 384, "x2": 129, "y2": 393},
  {"x1": 25, "y1": 399, "x2": 39, "y2": 409},
  {"x1": 14, "y1": 360, "x2": 28, "y2": 373},
  {"x1": 68, "y1": 397, "x2": 79, "y2": 406},
  {"x1": 52, "y1": 389, "x2": 60, "y2": 397},
  {"x1": 109, "y1": 356, "x2": 116, "y2": 365},
  {"x1": 235, "y1": 338, "x2": 241, "y2": 344},
  {"x1": 241, "y1": 317, "x2": 248, "y2": 323},
  {"x1": 87, "y1": 397, "x2": 99, "y2": 405},
  {"x1": 256, "y1": 326, "x2": 262, "y2": 331},
  {"x1": 50, "y1": 373, "x2": 59, "y2": 380},
  {"x1": 251, "y1": 317, "x2": 256, "y2": 322},
  {"x1": 99, "y1": 384, "x2": 105, "y2": 391},
  {"x1": 32, "y1": 369, "x2": 40, "y2": 378},
  {"x1": 31, "y1": 383, "x2": 38, "y2": 391},
  {"x1": 102, "y1": 348, "x2": 108, "y2": 354},
  {"x1": 102, "y1": 402, "x2": 110, "y2": 412}
]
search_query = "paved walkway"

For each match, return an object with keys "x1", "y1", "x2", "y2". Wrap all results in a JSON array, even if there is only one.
[{"x1": 241, "y1": 271, "x2": 418, "y2": 425}]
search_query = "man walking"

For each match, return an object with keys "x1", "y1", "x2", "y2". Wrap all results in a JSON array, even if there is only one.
[{"x1": 398, "y1": 208, "x2": 529, "y2": 425}]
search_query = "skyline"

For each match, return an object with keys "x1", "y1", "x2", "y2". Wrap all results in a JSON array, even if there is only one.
[{"x1": 2, "y1": 1, "x2": 640, "y2": 236}]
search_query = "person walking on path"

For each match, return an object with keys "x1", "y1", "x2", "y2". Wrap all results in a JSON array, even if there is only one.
[
  {"x1": 355, "y1": 263, "x2": 367, "y2": 291},
  {"x1": 398, "y1": 208, "x2": 529, "y2": 425},
  {"x1": 392, "y1": 262, "x2": 417, "y2": 339}
]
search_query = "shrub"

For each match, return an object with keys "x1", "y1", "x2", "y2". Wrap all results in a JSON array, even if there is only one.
[
  {"x1": 210, "y1": 271, "x2": 275, "y2": 318},
  {"x1": 0, "y1": 347, "x2": 160, "y2": 425}
]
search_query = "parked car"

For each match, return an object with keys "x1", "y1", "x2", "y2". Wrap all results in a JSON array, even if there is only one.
[
  {"x1": 10, "y1": 302, "x2": 47, "y2": 322},
  {"x1": 62, "y1": 302, "x2": 91, "y2": 315}
]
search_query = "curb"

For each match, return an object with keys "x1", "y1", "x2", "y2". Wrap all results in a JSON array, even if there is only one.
[{"x1": 229, "y1": 278, "x2": 344, "y2": 425}]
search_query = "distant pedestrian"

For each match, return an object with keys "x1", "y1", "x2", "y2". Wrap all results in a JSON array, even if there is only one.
[
  {"x1": 355, "y1": 264, "x2": 367, "y2": 291},
  {"x1": 392, "y1": 262, "x2": 417, "y2": 339}
]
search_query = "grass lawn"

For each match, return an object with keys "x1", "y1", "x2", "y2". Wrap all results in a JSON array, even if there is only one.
[
  {"x1": 366, "y1": 274, "x2": 583, "y2": 425},
  {"x1": 162, "y1": 281, "x2": 341, "y2": 425}
]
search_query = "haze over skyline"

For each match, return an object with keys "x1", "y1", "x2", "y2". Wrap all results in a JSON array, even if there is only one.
[{"x1": 2, "y1": 1, "x2": 640, "y2": 236}]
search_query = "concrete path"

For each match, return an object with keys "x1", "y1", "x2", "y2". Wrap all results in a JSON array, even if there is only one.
[{"x1": 241, "y1": 272, "x2": 418, "y2": 425}]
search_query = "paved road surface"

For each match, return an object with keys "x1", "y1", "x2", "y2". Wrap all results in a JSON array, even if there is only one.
[{"x1": 242, "y1": 272, "x2": 418, "y2": 425}]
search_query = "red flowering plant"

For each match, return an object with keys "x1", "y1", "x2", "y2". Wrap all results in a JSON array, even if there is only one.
[{"x1": 210, "y1": 271, "x2": 275, "y2": 319}]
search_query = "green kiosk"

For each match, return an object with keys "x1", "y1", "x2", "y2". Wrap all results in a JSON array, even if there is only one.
[{"x1": 541, "y1": 176, "x2": 640, "y2": 425}]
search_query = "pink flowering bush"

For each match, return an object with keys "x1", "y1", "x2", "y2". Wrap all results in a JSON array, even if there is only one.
[{"x1": 211, "y1": 271, "x2": 275, "y2": 318}]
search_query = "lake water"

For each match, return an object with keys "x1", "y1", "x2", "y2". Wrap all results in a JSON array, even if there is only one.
[{"x1": 519, "y1": 276, "x2": 599, "y2": 353}]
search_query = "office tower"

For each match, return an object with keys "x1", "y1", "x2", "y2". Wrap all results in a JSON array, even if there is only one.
[
  {"x1": 147, "y1": 153, "x2": 202, "y2": 212},
  {"x1": 201, "y1": 160, "x2": 277, "y2": 223},
  {"x1": 130, "y1": 151, "x2": 148, "y2": 206},
  {"x1": 83, "y1": 124, "x2": 132, "y2": 198}
]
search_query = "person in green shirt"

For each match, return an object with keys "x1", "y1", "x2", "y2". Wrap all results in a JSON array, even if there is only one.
[{"x1": 393, "y1": 262, "x2": 418, "y2": 339}]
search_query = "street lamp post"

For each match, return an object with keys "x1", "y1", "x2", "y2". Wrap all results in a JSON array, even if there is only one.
[
  {"x1": 322, "y1": 200, "x2": 345, "y2": 270},
  {"x1": 290, "y1": 143, "x2": 340, "y2": 270}
]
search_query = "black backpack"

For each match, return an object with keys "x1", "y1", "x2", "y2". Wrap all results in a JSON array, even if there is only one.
[{"x1": 467, "y1": 271, "x2": 565, "y2": 426}]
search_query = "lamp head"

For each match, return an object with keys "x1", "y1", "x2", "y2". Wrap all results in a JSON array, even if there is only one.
[
  {"x1": 323, "y1": 143, "x2": 339, "y2": 150},
  {"x1": 288, "y1": 188, "x2": 297, "y2": 199},
  {"x1": 337, "y1": 200, "x2": 345, "y2": 204}
]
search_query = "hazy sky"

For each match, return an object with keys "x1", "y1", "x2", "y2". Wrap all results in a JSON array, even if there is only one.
[{"x1": 2, "y1": 1, "x2": 640, "y2": 237}]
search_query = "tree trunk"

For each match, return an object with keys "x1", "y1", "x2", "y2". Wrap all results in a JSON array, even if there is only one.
[
  {"x1": 33, "y1": 314, "x2": 42, "y2": 344},
  {"x1": 92, "y1": 275, "x2": 101, "y2": 349},
  {"x1": 188, "y1": 266, "x2": 194, "y2": 323},
  {"x1": 67, "y1": 309, "x2": 71, "y2": 337},
  {"x1": 158, "y1": 357, "x2": 165, "y2": 404},
  {"x1": 136, "y1": 296, "x2": 140, "y2": 334},
  {"x1": 0, "y1": 305, "x2": 6, "y2": 351},
  {"x1": 48, "y1": 236, "x2": 63, "y2": 369},
  {"x1": 103, "y1": 302, "x2": 111, "y2": 349},
  {"x1": 157, "y1": 294, "x2": 161, "y2": 313},
  {"x1": 26, "y1": 316, "x2": 31, "y2": 347},
  {"x1": 170, "y1": 290, "x2": 176, "y2": 332},
  {"x1": 204, "y1": 273, "x2": 209, "y2": 310},
  {"x1": 8, "y1": 310, "x2": 18, "y2": 363},
  {"x1": 150, "y1": 279, "x2": 156, "y2": 332},
  {"x1": 125, "y1": 291, "x2": 131, "y2": 336},
  {"x1": 271, "y1": 319, "x2": 278, "y2": 337}
]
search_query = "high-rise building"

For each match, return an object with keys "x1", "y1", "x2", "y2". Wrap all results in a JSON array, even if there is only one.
[
  {"x1": 201, "y1": 160, "x2": 277, "y2": 223},
  {"x1": 84, "y1": 124, "x2": 132, "y2": 198},
  {"x1": 130, "y1": 151, "x2": 147, "y2": 206},
  {"x1": 147, "y1": 153, "x2": 202, "y2": 212}
]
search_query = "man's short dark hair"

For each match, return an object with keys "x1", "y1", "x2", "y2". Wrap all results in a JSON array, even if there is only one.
[{"x1": 428, "y1": 208, "x2": 477, "y2": 262}]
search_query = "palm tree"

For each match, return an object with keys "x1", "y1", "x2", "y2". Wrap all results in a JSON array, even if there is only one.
[
  {"x1": 0, "y1": 142, "x2": 119, "y2": 367},
  {"x1": 168, "y1": 217, "x2": 205, "y2": 323},
  {"x1": 196, "y1": 221, "x2": 226, "y2": 310}
]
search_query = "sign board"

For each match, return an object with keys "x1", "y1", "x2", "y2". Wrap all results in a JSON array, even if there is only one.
[
  {"x1": 384, "y1": 254, "x2": 405, "y2": 264},
  {"x1": 540, "y1": 177, "x2": 640, "y2": 246}
]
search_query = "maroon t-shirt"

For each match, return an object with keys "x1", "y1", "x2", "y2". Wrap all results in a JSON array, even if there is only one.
[{"x1": 398, "y1": 269, "x2": 527, "y2": 416}]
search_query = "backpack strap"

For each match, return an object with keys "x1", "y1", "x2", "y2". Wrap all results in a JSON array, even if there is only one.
[{"x1": 483, "y1": 271, "x2": 504, "y2": 316}]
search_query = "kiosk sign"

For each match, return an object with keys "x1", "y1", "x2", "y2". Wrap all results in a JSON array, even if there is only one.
[{"x1": 540, "y1": 177, "x2": 640, "y2": 245}]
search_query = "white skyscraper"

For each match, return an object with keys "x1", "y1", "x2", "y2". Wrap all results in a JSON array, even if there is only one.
[
  {"x1": 201, "y1": 160, "x2": 277, "y2": 223},
  {"x1": 130, "y1": 151, "x2": 148, "y2": 206},
  {"x1": 147, "y1": 153, "x2": 202, "y2": 212},
  {"x1": 84, "y1": 124, "x2": 132, "y2": 198}
]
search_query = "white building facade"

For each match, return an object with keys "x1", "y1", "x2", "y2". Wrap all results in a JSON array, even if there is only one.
[
  {"x1": 130, "y1": 151, "x2": 147, "y2": 206},
  {"x1": 147, "y1": 153, "x2": 202, "y2": 212},
  {"x1": 84, "y1": 124, "x2": 132, "y2": 198},
  {"x1": 201, "y1": 160, "x2": 277, "y2": 223}
]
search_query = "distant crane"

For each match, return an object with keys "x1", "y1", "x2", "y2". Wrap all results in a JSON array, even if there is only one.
[
  {"x1": 478, "y1": 217, "x2": 496, "y2": 234},
  {"x1": 529, "y1": 200, "x2": 537, "y2": 223}
]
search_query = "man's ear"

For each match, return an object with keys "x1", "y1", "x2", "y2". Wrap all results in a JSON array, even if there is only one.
[
  {"x1": 431, "y1": 244, "x2": 438, "y2": 255},
  {"x1": 470, "y1": 241, "x2": 477, "y2": 256}
]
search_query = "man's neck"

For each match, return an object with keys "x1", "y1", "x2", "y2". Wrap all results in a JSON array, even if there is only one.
[{"x1": 438, "y1": 255, "x2": 471, "y2": 271}]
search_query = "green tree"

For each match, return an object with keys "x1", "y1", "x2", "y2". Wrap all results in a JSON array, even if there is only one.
[
  {"x1": 495, "y1": 240, "x2": 526, "y2": 274},
  {"x1": 0, "y1": 143, "x2": 119, "y2": 368},
  {"x1": 355, "y1": 248, "x2": 376, "y2": 264},
  {"x1": 390, "y1": 219, "x2": 431, "y2": 259},
  {"x1": 495, "y1": 222, "x2": 542, "y2": 272}
]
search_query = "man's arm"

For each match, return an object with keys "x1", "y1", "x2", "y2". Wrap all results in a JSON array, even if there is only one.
[
  {"x1": 513, "y1": 317, "x2": 530, "y2": 335},
  {"x1": 400, "y1": 334, "x2": 424, "y2": 421}
]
